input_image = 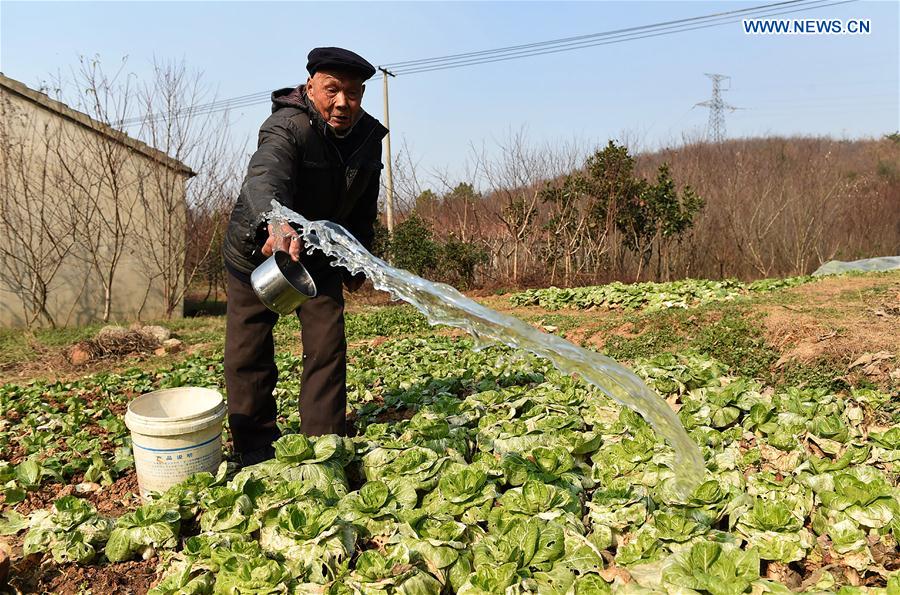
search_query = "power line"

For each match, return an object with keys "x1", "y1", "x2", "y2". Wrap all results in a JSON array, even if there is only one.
[
  {"x1": 751, "y1": 94, "x2": 898, "y2": 105},
  {"x1": 382, "y1": 0, "x2": 813, "y2": 70},
  {"x1": 119, "y1": 0, "x2": 856, "y2": 128},
  {"x1": 389, "y1": 0, "x2": 856, "y2": 75},
  {"x1": 385, "y1": 0, "x2": 836, "y2": 74},
  {"x1": 117, "y1": 91, "x2": 271, "y2": 127}
]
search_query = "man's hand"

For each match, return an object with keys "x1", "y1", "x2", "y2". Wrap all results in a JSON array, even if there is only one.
[
  {"x1": 344, "y1": 273, "x2": 365, "y2": 293},
  {"x1": 262, "y1": 223, "x2": 303, "y2": 261}
]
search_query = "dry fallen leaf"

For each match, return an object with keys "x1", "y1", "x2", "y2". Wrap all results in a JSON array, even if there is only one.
[
  {"x1": 849, "y1": 351, "x2": 894, "y2": 369},
  {"x1": 75, "y1": 482, "x2": 101, "y2": 494},
  {"x1": 816, "y1": 330, "x2": 838, "y2": 342},
  {"x1": 599, "y1": 565, "x2": 632, "y2": 584}
]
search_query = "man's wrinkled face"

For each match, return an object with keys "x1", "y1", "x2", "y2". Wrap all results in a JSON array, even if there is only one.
[{"x1": 306, "y1": 70, "x2": 365, "y2": 132}]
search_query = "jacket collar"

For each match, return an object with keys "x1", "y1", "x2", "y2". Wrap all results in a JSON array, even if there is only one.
[{"x1": 270, "y1": 85, "x2": 388, "y2": 144}]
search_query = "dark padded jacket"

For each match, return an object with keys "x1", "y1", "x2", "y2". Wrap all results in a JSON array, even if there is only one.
[{"x1": 223, "y1": 86, "x2": 388, "y2": 275}]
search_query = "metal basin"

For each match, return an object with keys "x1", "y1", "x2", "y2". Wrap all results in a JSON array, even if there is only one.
[{"x1": 250, "y1": 252, "x2": 317, "y2": 315}]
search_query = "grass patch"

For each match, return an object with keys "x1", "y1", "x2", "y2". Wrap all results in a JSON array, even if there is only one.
[
  {"x1": 0, "y1": 317, "x2": 227, "y2": 370},
  {"x1": 775, "y1": 362, "x2": 855, "y2": 392},
  {"x1": 602, "y1": 309, "x2": 690, "y2": 361},
  {"x1": 166, "y1": 317, "x2": 226, "y2": 348},
  {"x1": 0, "y1": 324, "x2": 105, "y2": 367},
  {"x1": 345, "y1": 306, "x2": 431, "y2": 340},
  {"x1": 688, "y1": 308, "x2": 777, "y2": 379},
  {"x1": 525, "y1": 313, "x2": 583, "y2": 334},
  {"x1": 601, "y1": 305, "x2": 780, "y2": 380},
  {"x1": 274, "y1": 305, "x2": 433, "y2": 345}
]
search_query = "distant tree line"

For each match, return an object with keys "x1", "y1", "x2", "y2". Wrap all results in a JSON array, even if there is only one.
[{"x1": 382, "y1": 131, "x2": 899, "y2": 288}]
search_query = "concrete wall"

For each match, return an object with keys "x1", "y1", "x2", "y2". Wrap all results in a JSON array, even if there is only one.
[{"x1": 0, "y1": 85, "x2": 191, "y2": 327}]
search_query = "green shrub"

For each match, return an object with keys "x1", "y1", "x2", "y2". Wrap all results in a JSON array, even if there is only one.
[
  {"x1": 438, "y1": 236, "x2": 489, "y2": 289},
  {"x1": 389, "y1": 214, "x2": 439, "y2": 275},
  {"x1": 387, "y1": 216, "x2": 489, "y2": 287}
]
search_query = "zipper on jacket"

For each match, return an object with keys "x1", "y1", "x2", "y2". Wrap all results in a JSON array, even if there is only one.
[
  {"x1": 344, "y1": 126, "x2": 379, "y2": 166},
  {"x1": 321, "y1": 122, "x2": 378, "y2": 168},
  {"x1": 320, "y1": 123, "x2": 379, "y2": 193}
]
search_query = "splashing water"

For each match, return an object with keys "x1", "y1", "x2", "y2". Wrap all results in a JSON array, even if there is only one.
[{"x1": 269, "y1": 202, "x2": 704, "y2": 496}]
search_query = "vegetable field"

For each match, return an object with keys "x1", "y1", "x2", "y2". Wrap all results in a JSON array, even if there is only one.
[
  {"x1": 2, "y1": 273, "x2": 899, "y2": 594},
  {"x1": 508, "y1": 278, "x2": 815, "y2": 312}
]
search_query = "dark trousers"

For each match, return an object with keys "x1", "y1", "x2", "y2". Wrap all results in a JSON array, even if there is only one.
[{"x1": 224, "y1": 266, "x2": 347, "y2": 454}]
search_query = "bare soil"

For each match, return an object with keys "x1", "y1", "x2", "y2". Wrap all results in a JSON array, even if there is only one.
[
  {"x1": 9, "y1": 555, "x2": 158, "y2": 595},
  {"x1": 761, "y1": 275, "x2": 900, "y2": 383},
  {"x1": 580, "y1": 321, "x2": 639, "y2": 352},
  {"x1": 86, "y1": 472, "x2": 141, "y2": 518}
]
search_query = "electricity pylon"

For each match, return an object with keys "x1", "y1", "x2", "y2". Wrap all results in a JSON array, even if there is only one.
[{"x1": 695, "y1": 73, "x2": 739, "y2": 143}]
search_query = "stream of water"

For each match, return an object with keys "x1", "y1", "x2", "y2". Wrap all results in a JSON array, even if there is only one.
[{"x1": 269, "y1": 202, "x2": 705, "y2": 496}]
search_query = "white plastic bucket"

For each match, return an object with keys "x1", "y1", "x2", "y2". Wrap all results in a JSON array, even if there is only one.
[{"x1": 124, "y1": 387, "x2": 226, "y2": 500}]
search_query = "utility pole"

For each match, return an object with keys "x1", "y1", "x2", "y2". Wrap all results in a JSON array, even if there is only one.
[
  {"x1": 379, "y1": 67, "x2": 396, "y2": 233},
  {"x1": 694, "y1": 73, "x2": 739, "y2": 143}
]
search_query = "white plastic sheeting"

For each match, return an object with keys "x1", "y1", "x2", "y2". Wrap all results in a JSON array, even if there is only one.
[{"x1": 813, "y1": 256, "x2": 900, "y2": 276}]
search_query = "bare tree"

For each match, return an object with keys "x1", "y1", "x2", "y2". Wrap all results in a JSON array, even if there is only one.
[
  {"x1": 0, "y1": 90, "x2": 79, "y2": 327},
  {"x1": 51, "y1": 57, "x2": 140, "y2": 322},
  {"x1": 133, "y1": 58, "x2": 242, "y2": 317},
  {"x1": 432, "y1": 148, "x2": 486, "y2": 244},
  {"x1": 188, "y1": 204, "x2": 232, "y2": 302},
  {"x1": 541, "y1": 173, "x2": 597, "y2": 286},
  {"x1": 389, "y1": 138, "x2": 426, "y2": 216},
  {"x1": 774, "y1": 142, "x2": 852, "y2": 275},
  {"x1": 637, "y1": 135, "x2": 900, "y2": 280},
  {"x1": 479, "y1": 129, "x2": 553, "y2": 284}
]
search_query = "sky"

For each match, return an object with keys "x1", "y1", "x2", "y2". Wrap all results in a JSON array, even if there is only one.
[{"x1": 1, "y1": 0, "x2": 898, "y2": 186}]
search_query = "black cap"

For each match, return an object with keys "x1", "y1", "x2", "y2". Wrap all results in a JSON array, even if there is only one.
[{"x1": 306, "y1": 47, "x2": 376, "y2": 81}]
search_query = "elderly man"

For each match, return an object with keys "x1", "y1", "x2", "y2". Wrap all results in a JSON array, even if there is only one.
[{"x1": 222, "y1": 47, "x2": 387, "y2": 466}]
